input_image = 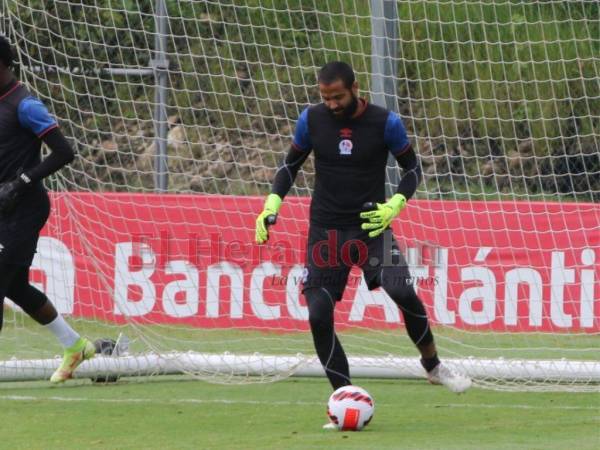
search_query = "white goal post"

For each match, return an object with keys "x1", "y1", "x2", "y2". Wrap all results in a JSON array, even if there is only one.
[{"x1": 0, "y1": 0, "x2": 598, "y2": 391}]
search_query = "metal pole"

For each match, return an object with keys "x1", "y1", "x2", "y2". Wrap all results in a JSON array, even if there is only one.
[
  {"x1": 153, "y1": 0, "x2": 169, "y2": 192},
  {"x1": 370, "y1": 0, "x2": 399, "y2": 197},
  {"x1": 0, "y1": 0, "x2": 10, "y2": 38}
]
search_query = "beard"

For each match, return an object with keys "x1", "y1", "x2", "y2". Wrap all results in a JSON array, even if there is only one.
[{"x1": 329, "y1": 95, "x2": 359, "y2": 120}]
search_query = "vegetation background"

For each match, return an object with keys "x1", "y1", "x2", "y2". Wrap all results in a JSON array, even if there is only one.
[{"x1": 6, "y1": 0, "x2": 598, "y2": 201}]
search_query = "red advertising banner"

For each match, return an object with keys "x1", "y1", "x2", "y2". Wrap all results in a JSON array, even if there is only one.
[{"x1": 31, "y1": 193, "x2": 599, "y2": 332}]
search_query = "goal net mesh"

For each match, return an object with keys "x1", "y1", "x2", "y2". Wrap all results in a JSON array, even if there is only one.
[{"x1": 1, "y1": 0, "x2": 598, "y2": 391}]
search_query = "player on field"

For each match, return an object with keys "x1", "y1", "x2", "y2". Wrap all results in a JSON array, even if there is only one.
[
  {"x1": 0, "y1": 36, "x2": 95, "y2": 383},
  {"x1": 255, "y1": 62, "x2": 471, "y2": 420}
]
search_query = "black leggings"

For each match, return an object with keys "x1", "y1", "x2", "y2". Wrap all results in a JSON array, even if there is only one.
[
  {"x1": 307, "y1": 287, "x2": 351, "y2": 390},
  {"x1": 0, "y1": 264, "x2": 49, "y2": 331},
  {"x1": 306, "y1": 270, "x2": 434, "y2": 390}
]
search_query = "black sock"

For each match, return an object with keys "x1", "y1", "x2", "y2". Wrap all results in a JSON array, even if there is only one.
[{"x1": 420, "y1": 353, "x2": 440, "y2": 373}]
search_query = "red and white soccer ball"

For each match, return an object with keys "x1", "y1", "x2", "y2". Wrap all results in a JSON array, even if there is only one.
[{"x1": 327, "y1": 385, "x2": 374, "y2": 431}]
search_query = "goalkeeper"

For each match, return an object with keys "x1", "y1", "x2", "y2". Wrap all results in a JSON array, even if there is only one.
[
  {"x1": 0, "y1": 36, "x2": 95, "y2": 383},
  {"x1": 256, "y1": 62, "x2": 471, "y2": 402}
]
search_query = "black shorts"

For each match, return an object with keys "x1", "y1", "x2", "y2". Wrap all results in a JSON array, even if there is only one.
[
  {"x1": 0, "y1": 185, "x2": 50, "y2": 267},
  {"x1": 301, "y1": 224, "x2": 411, "y2": 301}
]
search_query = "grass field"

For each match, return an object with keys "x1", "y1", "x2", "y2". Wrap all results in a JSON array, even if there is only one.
[
  {"x1": 1, "y1": 376, "x2": 598, "y2": 450},
  {"x1": 2, "y1": 312, "x2": 598, "y2": 362},
  {"x1": 2, "y1": 314, "x2": 598, "y2": 448}
]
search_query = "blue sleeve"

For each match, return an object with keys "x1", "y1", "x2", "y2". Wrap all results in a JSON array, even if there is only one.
[
  {"x1": 292, "y1": 107, "x2": 312, "y2": 151},
  {"x1": 384, "y1": 112, "x2": 410, "y2": 156},
  {"x1": 17, "y1": 96, "x2": 58, "y2": 137}
]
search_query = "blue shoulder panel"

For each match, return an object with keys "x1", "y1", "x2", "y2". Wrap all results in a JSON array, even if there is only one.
[
  {"x1": 384, "y1": 112, "x2": 410, "y2": 155},
  {"x1": 292, "y1": 107, "x2": 312, "y2": 151},
  {"x1": 18, "y1": 96, "x2": 58, "y2": 137}
]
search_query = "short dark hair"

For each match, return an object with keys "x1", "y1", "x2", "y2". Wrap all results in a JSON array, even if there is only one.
[
  {"x1": 0, "y1": 35, "x2": 14, "y2": 68},
  {"x1": 318, "y1": 61, "x2": 355, "y2": 89}
]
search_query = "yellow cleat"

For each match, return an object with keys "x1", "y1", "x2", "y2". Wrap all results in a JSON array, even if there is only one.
[{"x1": 50, "y1": 338, "x2": 96, "y2": 383}]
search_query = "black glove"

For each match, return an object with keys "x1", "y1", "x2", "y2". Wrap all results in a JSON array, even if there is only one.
[{"x1": 0, "y1": 173, "x2": 31, "y2": 217}]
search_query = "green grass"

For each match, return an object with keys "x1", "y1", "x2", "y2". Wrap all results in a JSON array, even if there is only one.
[
  {"x1": 0, "y1": 377, "x2": 598, "y2": 449},
  {"x1": 2, "y1": 311, "x2": 598, "y2": 362},
  {"x1": 2, "y1": 313, "x2": 598, "y2": 448}
]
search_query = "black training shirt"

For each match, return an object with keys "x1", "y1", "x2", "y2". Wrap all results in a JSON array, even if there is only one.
[{"x1": 292, "y1": 102, "x2": 410, "y2": 228}]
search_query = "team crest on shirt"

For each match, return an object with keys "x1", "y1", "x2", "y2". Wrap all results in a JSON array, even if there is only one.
[
  {"x1": 339, "y1": 139, "x2": 353, "y2": 155},
  {"x1": 338, "y1": 128, "x2": 353, "y2": 155}
]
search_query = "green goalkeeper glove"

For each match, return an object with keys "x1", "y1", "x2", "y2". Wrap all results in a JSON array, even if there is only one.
[
  {"x1": 255, "y1": 193, "x2": 282, "y2": 244},
  {"x1": 359, "y1": 193, "x2": 407, "y2": 238}
]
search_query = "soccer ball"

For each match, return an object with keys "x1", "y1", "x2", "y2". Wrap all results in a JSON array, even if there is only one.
[{"x1": 327, "y1": 385, "x2": 374, "y2": 431}]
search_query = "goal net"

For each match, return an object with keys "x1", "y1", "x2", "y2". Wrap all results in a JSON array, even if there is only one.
[{"x1": 1, "y1": 0, "x2": 598, "y2": 391}]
